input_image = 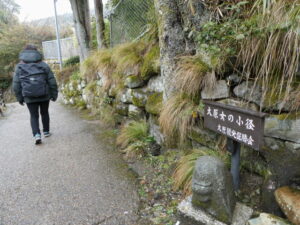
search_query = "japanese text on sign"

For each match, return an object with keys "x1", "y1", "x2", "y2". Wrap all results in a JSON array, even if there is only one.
[{"x1": 204, "y1": 101, "x2": 266, "y2": 150}]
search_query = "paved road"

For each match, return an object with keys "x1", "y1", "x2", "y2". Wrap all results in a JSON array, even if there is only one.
[{"x1": 0, "y1": 102, "x2": 139, "y2": 225}]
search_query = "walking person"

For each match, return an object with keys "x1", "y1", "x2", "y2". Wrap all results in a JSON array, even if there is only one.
[{"x1": 13, "y1": 45, "x2": 58, "y2": 145}]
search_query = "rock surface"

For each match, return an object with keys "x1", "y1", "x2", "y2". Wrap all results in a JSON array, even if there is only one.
[
  {"x1": 128, "y1": 104, "x2": 145, "y2": 119},
  {"x1": 201, "y1": 80, "x2": 229, "y2": 100},
  {"x1": 177, "y1": 196, "x2": 227, "y2": 225},
  {"x1": 231, "y1": 202, "x2": 253, "y2": 225},
  {"x1": 275, "y1": 186, "x2": 300, "y2": 225},
  {"x1": 125, "y1": 75, "x2": 145, "y2": 89},
  {"x1": 192, "y1": 156, "x2": 236, "y2": 224},
  {"x1": 131, "y1": 88, "x2": 149, "y2": 107},
  {"x1": 248, "y1": 213, "x2": 291, "y2": 225},
  {"x1": 233, "y1": 81, "x2": 262, "y2": 106},
  {"x1": 118, "y1": 89, "x2": 133, "y2": 104},
  {"x1": 265, "y1": 114, "x2": 300, "y2": 144},
  {"x1": 147, "y1": 75, "x2": 164, "y2": 93},
  {"x1": 149, "y1": 115, "x2": 164, "y2": 145},
  {"x1": 115, "y1": 102, "x2": 129, "y2": 116},
  {"x1": 262, "y1": 137, "x2": 300, "y2": 187},
  {"x1": 145, "y1": 92, "x2": 163, "y2": 115}
]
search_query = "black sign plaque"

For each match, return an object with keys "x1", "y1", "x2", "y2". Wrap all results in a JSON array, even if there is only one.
[{"x1": 203, "y1": 100, "x2": 266, "y2": 150}]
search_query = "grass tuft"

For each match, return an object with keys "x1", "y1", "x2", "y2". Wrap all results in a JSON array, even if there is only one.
[
  {"x1": 159, "y1": 93, "x2": 199, "y2": 145},
  {"x1": 112, "y1": 41, "x2": 147, "y2": 75},
  {"x1": 174, "y1": 56, "x2": 215, "y2": 97},
  {"x1": 116, "y1": 120, "x2": 149, "y2": 161},
  {"x1": 116, "y1": 120, "x2": 149, "y2": 149},
  {"x1": 82, "y1": 49, "x2": 115, "y2": 83}
]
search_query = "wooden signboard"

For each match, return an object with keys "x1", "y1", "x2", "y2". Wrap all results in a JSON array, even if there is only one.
[{"x1": 203, "y1": 100, "x2": 266, "y2": 151}]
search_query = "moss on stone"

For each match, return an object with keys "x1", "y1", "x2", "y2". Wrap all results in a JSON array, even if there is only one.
[
  {"x1": 274, "y1": 112, "x2": 300, "y2": 121},
  {"x1": 190, "y1": 126, "x2": 219, "y2": 150},
  {"x1": 114, "y1": 102, "x2": 129, "y2": 116},
  {"x1": 131, "y1": 89, "x2": 149, "y2": 107},
  {"x1": 125, "y1": 75, "x2": 145, "y2": 88},
  {"x1": 145, "y1": 92, "x2": 163, "y2": 115},
  {"x1": 141, "y1": 44, "x2": 160, "y2": 80}
]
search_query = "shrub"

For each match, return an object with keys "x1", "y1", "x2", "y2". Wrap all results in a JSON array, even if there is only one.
[{"x1": 63, "y1": 56, "x2": 80, "y2": 68}]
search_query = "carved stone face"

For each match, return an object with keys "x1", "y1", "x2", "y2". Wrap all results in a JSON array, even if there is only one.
[
  {"x1": 192, "y1": 173, "x2": 212, "y2": 204},
  {"x1": 191, "y1": 156, "x2": 236, "y2": 224}
]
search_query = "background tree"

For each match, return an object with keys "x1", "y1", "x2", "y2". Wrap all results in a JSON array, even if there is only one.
[
  {"x1": 94, "y1": 0, "x2": 106, "y2": 49},
  {"x1": 69, "y1": 0, "x2": 91, "y2": 61},
  {"x1": 154, "y1": 0, "x2": 185, "y2": 101},
  {"x1": 0, "y1": 0, "x2": 19, "y2": 28}
]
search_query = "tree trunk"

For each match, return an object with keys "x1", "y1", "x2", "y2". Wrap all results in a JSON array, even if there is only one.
[
  {"x1": 154, "y1": 0, "x2": 185, "y2": 101},
  {"x1": 94, "y1": 0, "x2": 107, "y2": 49},
  {"x1": 69, "y1": 0, "x2": 91, "y2": 61}
]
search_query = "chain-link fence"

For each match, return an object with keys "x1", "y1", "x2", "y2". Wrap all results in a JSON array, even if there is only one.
[
  {"x1": 108, "y1": 0, "x2": 155, "y2": 47},
  {"x1": 42, "y1": 37, "x2": 79, "y2": 60}
]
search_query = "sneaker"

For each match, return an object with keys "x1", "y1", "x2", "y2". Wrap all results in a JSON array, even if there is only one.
[
  {"x1": 43, "y1": 131, "x2": 51, "y2": 137},
  {"x1": 34, "y1": 134, "x2": 42, "y2": 145}
]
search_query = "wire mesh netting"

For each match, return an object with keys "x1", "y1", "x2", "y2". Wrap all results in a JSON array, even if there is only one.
[
  {"x1": 42, "y1": 37, "x2": 79, "y2": 60},
  {"x1": 108, "y1": 0, "x2": 155, "y2": 47}
]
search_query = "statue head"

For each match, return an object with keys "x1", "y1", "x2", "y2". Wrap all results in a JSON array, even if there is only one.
[{"x1": 191, "y1": 156, "x2": 236, "y2": 224}]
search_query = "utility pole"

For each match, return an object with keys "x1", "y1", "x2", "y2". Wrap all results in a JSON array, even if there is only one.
[{"x1": 53, "y1": 0, "x2": 63, "y2": 70}]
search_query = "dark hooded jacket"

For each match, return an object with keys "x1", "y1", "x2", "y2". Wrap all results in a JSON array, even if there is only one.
[{"x1": 13, "y1": 49, "x2": 58, "y2": 104}]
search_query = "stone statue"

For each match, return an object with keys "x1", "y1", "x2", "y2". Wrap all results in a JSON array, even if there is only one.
[{"x1": 191, "y1": 156, "x2": 236, "y2": 224}]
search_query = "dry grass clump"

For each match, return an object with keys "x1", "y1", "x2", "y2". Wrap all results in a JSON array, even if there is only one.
[
  {"x1": 82, "y1": 49, "x2": 115, "y2": 82},
  {"x1": 173, "y1": 148, "x2": 229, "y2": 195},
  {"x1": 174, "y1": 56, "x2": 215, "y2": 97},
  {"x1": 238, "y1": 0, "x2": 300, "y2": 109},
  {"x1": 159, "y1": 93, "x2": 199, "y2": 145},
  {"x1": 55, "y1": 64, "x2": 79, "y2": 84},
  {"x1": 112, "y1": 41, "x2": 147, "y2": 75}
]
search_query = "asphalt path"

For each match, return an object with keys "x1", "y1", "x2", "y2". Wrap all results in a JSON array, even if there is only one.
[{"x1": 0, "y1": 101, "x2": 139, "y2": 225}]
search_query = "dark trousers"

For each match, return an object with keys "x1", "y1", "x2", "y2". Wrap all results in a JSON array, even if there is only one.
[{"x1": 26, "y1": 101, "x2": 50, "y2": 136}]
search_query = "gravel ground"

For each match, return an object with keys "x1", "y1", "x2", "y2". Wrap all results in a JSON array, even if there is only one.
[{"x1": 0, "y1": 101, "x2": 139, "y2": 225}]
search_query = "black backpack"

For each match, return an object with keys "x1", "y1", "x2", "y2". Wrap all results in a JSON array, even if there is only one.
[{"x1": 18, "y1": 63, "x2": 49, "y2": 98}]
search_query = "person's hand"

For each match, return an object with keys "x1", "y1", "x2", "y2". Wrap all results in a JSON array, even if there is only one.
[
  {"x1": 19, "y1": 101, "x2": 24, "y2": 106},
  {"x1": 50, "y1": 97, "x2": 57, "y2": 102}
]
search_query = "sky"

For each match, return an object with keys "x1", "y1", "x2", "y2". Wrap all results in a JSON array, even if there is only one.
[{"x1": 15, "y1": 0, "x2": 108, "y2": 22}]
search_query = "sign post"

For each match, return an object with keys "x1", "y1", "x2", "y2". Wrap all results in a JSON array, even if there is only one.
[{"x1": 203, "y1": 100, "x2": 266, "y2": 190}]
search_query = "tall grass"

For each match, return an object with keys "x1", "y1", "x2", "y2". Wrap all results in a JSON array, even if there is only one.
[
  {"x1": 174, "y1": 56, "x2": 215, "y2": 98},
  {"x1": 159, "y1": 93, "x2": 199, "y2": 145},
  {"x1": 237, "y1": 0, "x2": 300, "y2": 110}
]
